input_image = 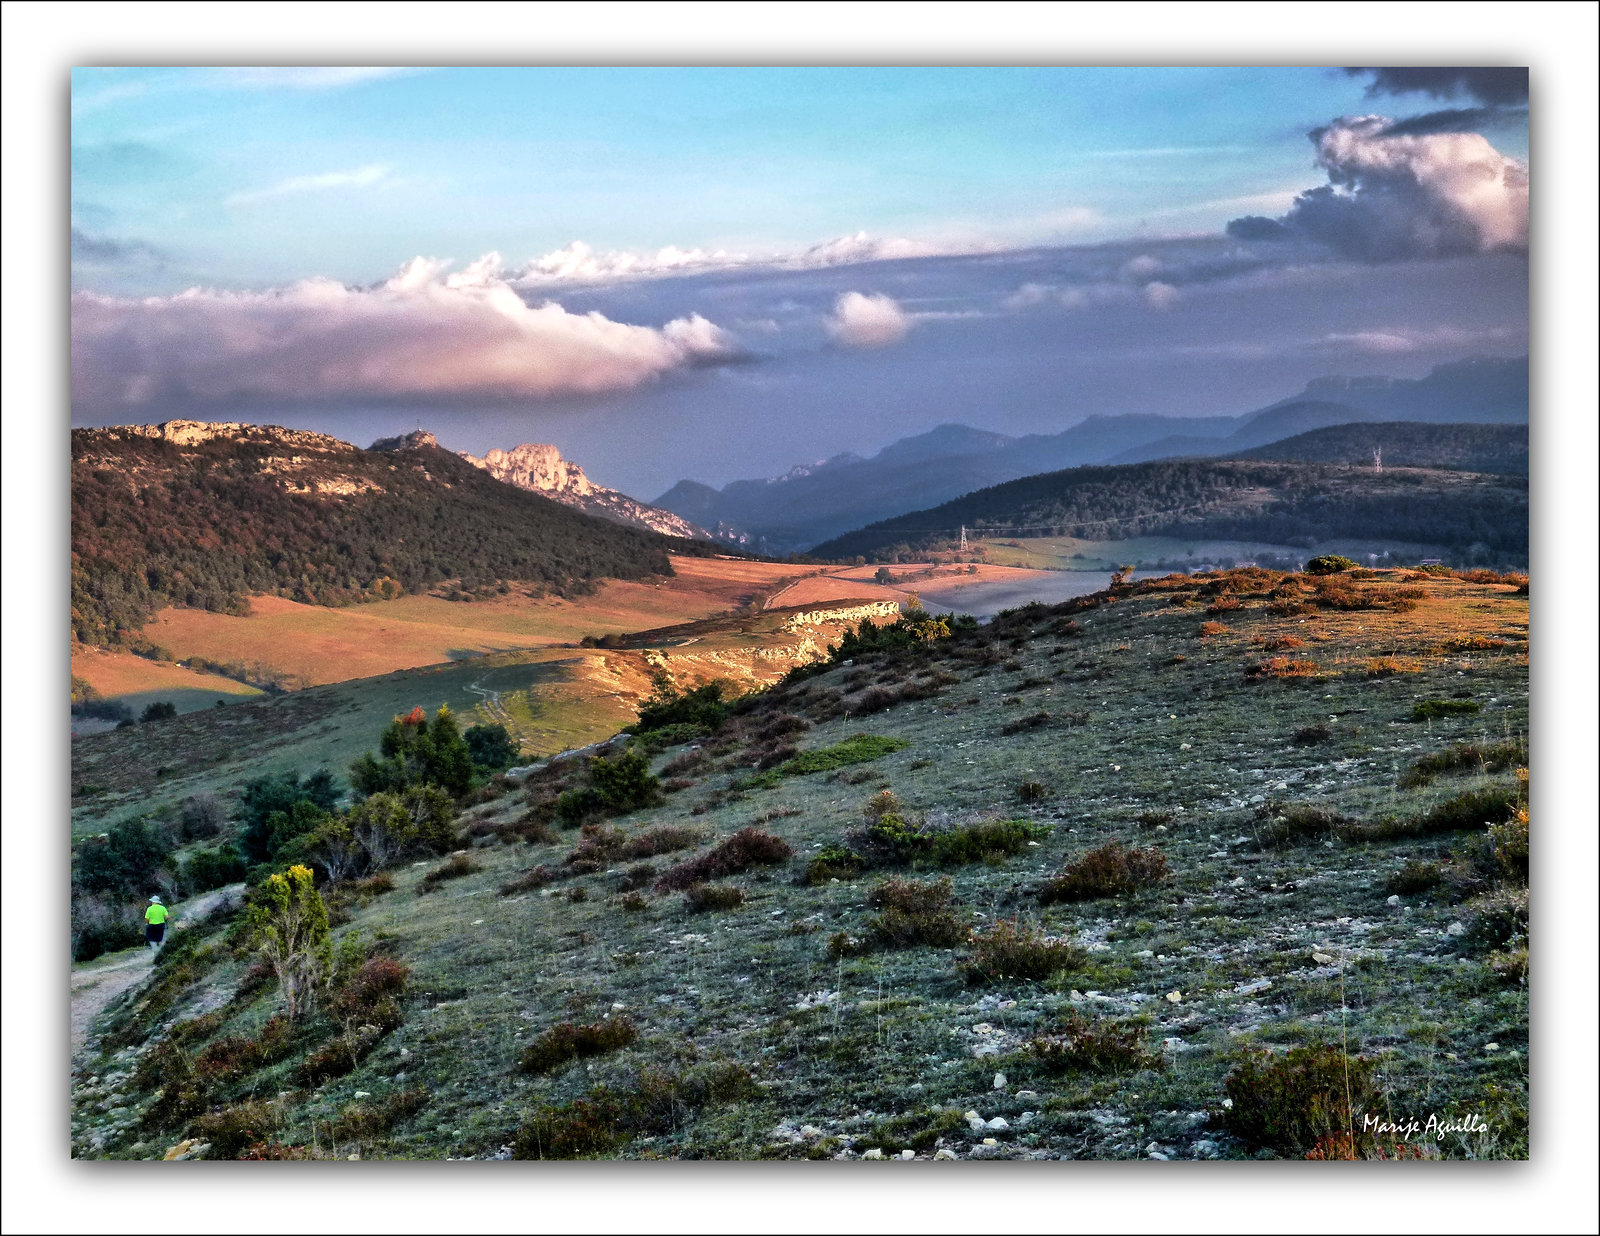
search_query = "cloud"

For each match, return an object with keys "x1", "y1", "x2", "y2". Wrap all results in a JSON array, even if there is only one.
[
  {"x1": 1345, "y1": 67, "x2": 1529, "y2": 106},
  {"x1": 1227, "y1": 115, "x2": 1527, "y2": 260},
  {"x1": 70, "y1": 256, "x2": 736, "y2": 411},
  {"x1": 226, "y1": 163, "x2": 393, "y2": 207},
  {"x1": 1141, "y1": 281, "x2": 1180, "y2": 310},
  {"x1": 1376, "y1": 107, "x2": 1527, "y2": 138},
  {"x1": 824, "y1": 292, "x2": 911, "y2": 348},
  {"x1": 71, "y1": 227, "x2": 164, "y2": 267},
  {"x1": 509, "y1": 231, "x2": 958, "y2": 289}
]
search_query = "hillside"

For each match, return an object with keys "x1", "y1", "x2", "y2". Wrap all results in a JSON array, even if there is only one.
[
  {"x1": 653, "y1": 357, "x2": 1528, "y2": 553},
  {"x1": 71, "y1": 422, "x2": 715, "y2": 647},
  {"x1": 1231, "y1": 422, "x2": 1528, "y2": 475},
  {"x1": 458, "y1": 441, "x2": 720, "y2": 542},
  {"x1": 809, "y1": 459, "x2": 1528, "y2": 564},
  {"x1": 71, "y1": 567, "x2": 1529, "y2": 1160}
]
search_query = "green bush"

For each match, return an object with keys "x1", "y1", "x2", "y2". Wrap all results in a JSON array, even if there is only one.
[
  {"x1": 1410, "y1": 698, "x2": 1482, "y2": 721},
  {"x1": 866, "y1": 877, "x2": 967, "y2": 949},
  {"x1": 1221, "y1": 1044, "x2": 1377, "y2": 1157},
  {"x1": 631, "y1": 681, "x2": 731, "y2": 734},
  {"x1": 182, "y1": 844, "x2": 247, "y2": 893},
  {"x1": 350, "y1": 705, "x2": 474, "y2": 798},
  {"x1": 962, "y1": 918, "x2": 1086, "y2": 981},
  {"x1": 464, "y1": 723, "x2": 520, "y2": 771},
  {"x1": 779, "y1": 733, "x2": 910, "y2": 775},
  {"x1": 1306, "y1": 555, "x2": 1357, "y2": 575}
]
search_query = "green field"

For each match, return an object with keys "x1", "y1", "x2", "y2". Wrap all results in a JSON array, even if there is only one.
[{"x1": 979, "y1": 534, "x2": 1456, "y2": 572}]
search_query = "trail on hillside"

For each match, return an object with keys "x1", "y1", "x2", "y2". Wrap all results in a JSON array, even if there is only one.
[{"x1": 71, "y1": 884, "x2": 244, "y2": 1059}]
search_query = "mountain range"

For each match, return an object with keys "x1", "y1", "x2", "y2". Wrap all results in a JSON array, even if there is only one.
[{"x1": 654, "y1": 356, "x2": 1529, "y2": 553}]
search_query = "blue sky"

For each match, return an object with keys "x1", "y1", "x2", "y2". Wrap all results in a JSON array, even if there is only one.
[{"x1": 69, "y1": 65, "x2": 1530, "y2": 494}]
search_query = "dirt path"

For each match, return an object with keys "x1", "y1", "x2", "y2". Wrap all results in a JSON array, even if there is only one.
[{"x1": 71, "y1": 884, "x2": 244, "y2": 1059}]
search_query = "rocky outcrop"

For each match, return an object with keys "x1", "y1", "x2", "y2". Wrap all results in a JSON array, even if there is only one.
[{"x1": 460, "y1": 441, "x2": 714, "y2": 541}]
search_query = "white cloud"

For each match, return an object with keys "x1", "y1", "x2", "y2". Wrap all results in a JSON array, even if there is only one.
[
  {"x1": 70, "y1": 256, "x2": 735, "y2": 411},
  {"x1": 508, "y1": 231, "x2": 962, "y2": 289},
  {"x1": 1228, "y1": 115, "x2": 1528, "y2": 260},
  {"x1": 207, "y1": 67, "x2": 420, "y2": 91},
  {"x1": 825, "y1": 292, "x2": 911, "y2": 348},
  {"x1": 1141, "y1": 281, "x2": 1180, "y2": 310},
  {"x1": 226, "y1": 163, "x2": 392, "y2": 207}
]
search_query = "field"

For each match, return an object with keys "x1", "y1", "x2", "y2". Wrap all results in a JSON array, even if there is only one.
[
  {"x1": 977, "y1": 534, "x2": 1454, "y2": 573},
  {"x1": 73, "y1": 568, "x2": 1530, "y2": 1161}
]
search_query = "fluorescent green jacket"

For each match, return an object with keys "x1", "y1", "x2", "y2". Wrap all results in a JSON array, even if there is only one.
[{"x1": 145, "y1": 904, "x2": 170, "y2": 925}]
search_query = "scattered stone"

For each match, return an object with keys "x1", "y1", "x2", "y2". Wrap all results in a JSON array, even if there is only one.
[
  {"x1": 971, "y1": 1023, "x2": 994, "y2": 1034},
  {"x1": 1015, "y1": 1090, "x2": 1038, "y2": 1100},
  {"x1": 1485, "y1": 1042, "x2": 1500, "y2": 1052},
  {"x1": 1165, "y1": 990, "x2": 1182, "y2": 1004},
  {"x1": 1230, "y1": 876, "x2": 1246, "y2": 887},
  {"x1": 993, "y1": 1072, "x2": 1007, "y2": 1091},
  {"x1": 933, "y1": 1148, "x2": 958, "y2": 1161},
  {"x1": 986, "y1": 1117, "x2": 1009, "y2": 1131},
  {"x1": 1386, "y1": 895, "x2": 1401, "y2": 907},
  {"x1": 1311, "y1": 952, "x2": 1336, "y2": 966},
  {"x1": 799, "y1": 1125, "x2": 824, "y2": 1139},
  {"x1": 1447, "y1": 921, "x2": 1466, "y2": 937},
  {"x1": 1233, "y1": 978, "x2": 1272, "y2": 996},
  {"x1": 982, "y1": 1137, "x2": 998, "y2": 1146},
  {"x1": 899, "y1": 1149, "x2": 916, "y2": 1160},
  {"x1": 861, "y1": 1148, "x2": 886, "y2": 1160}
]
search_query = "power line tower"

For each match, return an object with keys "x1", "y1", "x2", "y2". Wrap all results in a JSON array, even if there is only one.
[
  {"x1": 1372, "y1": 447, "x2": 1382, "y2": 473},
  {"x1": 959, "y1": 524, "x2": 968, "y2": 551}
]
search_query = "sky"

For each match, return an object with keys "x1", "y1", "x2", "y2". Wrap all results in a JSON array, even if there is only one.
[{"x1": 70, "y1": 65, "x2": 1531, "y2": 496}]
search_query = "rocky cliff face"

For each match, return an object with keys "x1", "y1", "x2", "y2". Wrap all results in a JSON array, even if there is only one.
[{"x1": 460, "y1": 441, "x2": 716, "y2": 542}]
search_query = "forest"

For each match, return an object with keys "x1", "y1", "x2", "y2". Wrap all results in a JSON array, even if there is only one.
[
  {"x1": 71, "y1": 427, "x2": 714, "y2": 647},
  {"x1": 811, "y1": 458, "x2": 1529, "y2": 563}
]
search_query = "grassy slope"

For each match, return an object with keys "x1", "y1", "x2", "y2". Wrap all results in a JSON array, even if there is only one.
[{"x1": 74, "y1": 571, "x2": 1529, "y2": 1161}]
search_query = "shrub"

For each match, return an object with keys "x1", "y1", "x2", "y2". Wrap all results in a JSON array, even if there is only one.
[
  {"x1": 1205, "y1": 596, "x2": 1242, "y2": 615},
  {"x1": 499, "y1": 865, "x2": 555, "y2": 896},
  {"x1": 1221, "y1": 1044, "x2": 1377, "y2": 1156},
  {"x1": 780, "y1": 733, "x2": 911, "y2": 775},
  {"x1": 1252, "y1": 802, "x2": 1352, "y2": 846},
  {"x1": 1306, "y1": 555, "x2": 1357, "y2": 575},
  {"x1": 1384, "y1": 860, "x2": 1443, "y2": 895},
  {"x1": 962, "y1": 918, "x2": 1086, "y2": 982},
  {"x1": 1039, "y1": 842, "x2": 1169, "y2": 903},
  {"x1": 631, "y1": 681, "x2": 731, "y2": 735},
  {"x1": 620, "y1": 890, "x2": 649, "y2": 912},
  {"x1": 866, "y1": 877, "x2": 967, "y2": 949},
  {"x1": 1364, "y1": 656, "x2": 1422, "y2": 677},
  {"x1": 1398, "y1": 739, "x2": 1526, "y2": 787},
  {"x1": 589, "y1": 749, "x2": 664, "y2": 814},
  {"x1": 464, "y1": 723, "x2": 520, "y2": 771},
  {"x1": 188, "y1": 1098, "x2": 284, "y2": 1159},
  {"x1": 1198, "y1": 621, "x2": 1229, "y2": 637},
  {"x1": 1017, "y1": 780, "x2": 1049, "y2": 803},
  {"x1": 661, "y1": 748, "x2": 710, "y2": 777},
  {"x1": 1029, "y1": 1013, "x2": 1161, "y2": 1074},
  {"x1": 182, "y1": 843, "x2": 247, "y2": 893},
  {"x1": 176, "y1": 794, "x2": 227, "y2": 841},
  {"x1": 805, "y1": 846, "x2": 865, "y2": 883},
  {"x1": 329, "y1": 1088, "x2": 430, "y2": 1141},
  {"x1": 928, "y1": 818, "x2": 1053, "y2": 867},
  {"x1": 1000, "y1": 711, "x2": 1052, "y2": 736},
  {"x1": 1291, "y1": 723, "x2": 1332, "y2": 747},
  {"x1": 417, "y1": 853, "x2": 482, "y2": 893},
  {"x1": 683, "y1": 882, "x2": 747, "y2": 912},
  {"x1": 1462, "y1": 887, "x2": 1528, "y2": 955},
  {"x1": 519, "y1": 1017, "x2": 639, "y2": 1074},
  {"x1": 1488, "y1": 806, "x2": 1529, "y2": 883},
  {"x1": 511, "y1": 1063, "x2": 757, "y2": 1159},
  {"x1": 1261, "y1": 635, "x2": 1305, "y2": 652},
  {"x1": 1246, "y1": 656, "x2": 1322, "y2": 680},
  {"x1": 1410, "y1": 698, "x2": 1481, "y2": 721},
  {"x1": 141, "y1": 700, "x2": 179, "y2": 722},
  {"x1": 619, "y1": 825, "x2": 703, "y2": 860},
  {"x1": 866, "y1": 1108, "x2": 966, "y2": 1154},
  {"x1": 245, "y1": 865, "x2": 331, "y2": 1021},
  {"x1": 654, "y1": 828, "x2": 793, "y2": 891},
  {"x1": 827, "y1": 931, "x2": 868, "y2": 959},
  {"x1": 350, "y1": 705, "x2": 474, "y2": 798},
  {"x1": 566, "y1": 885, "x2": 588, "y2": 903}
]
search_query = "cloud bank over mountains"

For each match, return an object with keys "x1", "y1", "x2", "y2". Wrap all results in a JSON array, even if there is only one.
[{"x1": 71, "y1": 257, "x2": 735, "y2": 411}]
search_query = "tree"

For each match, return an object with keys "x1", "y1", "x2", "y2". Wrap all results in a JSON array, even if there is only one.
[
  {"x1": 246, "y1": 865, "x2": 331, "y2": 1021},
  {"x1": 464, "y1": 722, "x2": 520, "y2": 771},
  {"x1": 874, "y1": 566, "x2": 894, "y2": 584},
  {"x1": 238, "y1": 769, "x2": 343, "y2": 861},
  {"x1": 344, "y1": 786, "x2": 458, "y2": 873},
  {"x1": 350, "y1": 705, "x2": 474, "y2": 798},
  {"x1": 140, "y1": 701, "x2": 178, "y2": 722}
]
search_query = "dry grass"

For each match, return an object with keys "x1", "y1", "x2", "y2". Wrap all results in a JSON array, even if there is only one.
[{"x1": 1039, "y1": 842, "x2": 1169, "y2": 902}]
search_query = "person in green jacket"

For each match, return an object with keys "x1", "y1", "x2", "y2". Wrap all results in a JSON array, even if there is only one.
[{"x1": 144, "y1": 896, "x2": 170, "y2": 950}]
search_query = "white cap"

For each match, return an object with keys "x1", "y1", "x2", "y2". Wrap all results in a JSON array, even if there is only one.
[{"x1": 150, "y1": 895, "x2": 162, "y2": 904}]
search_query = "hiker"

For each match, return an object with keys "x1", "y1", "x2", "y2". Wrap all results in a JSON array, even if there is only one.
[{"x1": 144, "y1": 896, "x2": 170, "y2": 950}]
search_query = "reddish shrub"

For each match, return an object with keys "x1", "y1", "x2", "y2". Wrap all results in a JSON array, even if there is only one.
[{"x1": 654, "y1": 827, "x2": 793, "y2": 891}]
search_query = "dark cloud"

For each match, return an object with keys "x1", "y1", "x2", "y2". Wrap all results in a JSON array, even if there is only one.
[
  {"x1": 1377, "y1": 106, "x2": 1528, "y2": 138},
  {"x1": 1227, "y1": 115, "x2": 1527, "y2": 262},
  {"x1": 1345, "y1": 67, "x2": 1529, "y2": 106}
]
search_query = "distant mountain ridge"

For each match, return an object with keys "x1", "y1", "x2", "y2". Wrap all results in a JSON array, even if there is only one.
[
  {"x1": 654, "y1": 356, "x2": 1528, "y2": 553},
  {"x1": 1232, "y1": 421, "x2": 1527, "y2": 474},
  {"x1": 458, "y1": 441, "x2": 720, "y2": 542}
]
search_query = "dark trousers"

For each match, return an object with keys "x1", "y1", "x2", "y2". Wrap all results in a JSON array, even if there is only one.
[{"x1": 145, "y1": 923, "x2": 165, "y2": 946}]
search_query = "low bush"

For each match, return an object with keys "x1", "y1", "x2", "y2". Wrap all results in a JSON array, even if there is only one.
[
  {"x1": 499, "y1": 865, "x2": 556, "y2": 896},
  {"x1": 620, "y1": 890, "x2": 649, "y2": 912},
  {"x1": 519, "y1": 1017, "x2": 638, "y2": 1075},
  {"x1": 1398, "y1": 739, "x2": 1526, "y2": 787},
  {"x1": 1260, "y1": 635, "x2": 1305, "y2": 652},
  {"x1": 188, "y1": 1098, "x2": 284, "y2": 1160},
  {"x1": 1246, "y1": 656, "x2": 1322, "y2": 680},
  {"x1": 1252, "y1": 802, "x2": 1352, "y2": 846},
  {"x1": 329, "y1": 1087, "x2": 430, "y2": 1141},
  {"x1": 1028, "y1": 1013, "x2": 1161, "y2": 1074},
  {"x1": 805, "y1": 845, "x2": 865, "y2": 884},
  {"x1": 1488, "y1": 805, "x2": 1529, "y2": 883},
  {"x1": 661, "y1": 748, "x2": 710, "y2": 777},
  {"x1": 683, "y1": 882, "x2": 747, "y2": 913},
  {"x1": 1384, "y1": 860, "x2": 1443, "y2": 895},
  {"x1": 1221, "y1": 1044, "x2": 1377, "y2": 1157},
  {"x1": 1039, "y1": 842, "x2": 1169, "y2": 902},
  {"x1": 1000, "y1": 711, "x2": 1052, "y2": 736},
  {"x1": 928, "y1": 818, "x2": 1053, "y2": 867},
  {"x1": 780, "y1": 733, "x2": 910, "y2": 775},
  {"x1": 511, "y1": 1063, "x2": 757, "y2": 1159},
  {"x1": 1306, "y1": 555, "x2": 1357, "y2": 575},
  {"x1": 865, "y1": 877, "x2": 967, "y2": 949},
  {"x1": 1017, "y1": 780, "x2": 1049, "y2": 803},
  {"x1": 1461, "y1": 886, "x2": 1528, "y2": 956},
  {"x1": 417, "y1": 853, "x2": 482, "y2": 894},
  {"x1": 1291, "y1": 723, "x2": 1332, "y2": 747},
  {"x1": 1205, "y1": 595, "x2": 1243, "y2": 615},
  {"x1": 827, "y1": 931, "x2": 868, "y2": 959},
  {"x1": 1364, "y1": 656, "x2": 1422, "y2": 677},
  {"x1": 1410, "y1": 698, "x2": 1481, "y2": 721},
  {"x1": 654, "y1": 827, "x2": 793, "y2": 891},
  {"x1": 1355, "y1": 784, "x2": 1521, "y2": 842},
  {"x1": 1198, "y1": 621, "x2": 1229, "y2": 637},
  {"x1": 619, "y1": 825, "x2": 703, "y2": 860},
  {"x1": 961, "y1": 918, "x2": 1086, "y2": 982},
  {"x1": 866, "y1": 1108, "x2": 966, "y2": 1154}
]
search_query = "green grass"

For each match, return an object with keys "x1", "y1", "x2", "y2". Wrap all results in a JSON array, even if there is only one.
[{"x1": 778, "y1": 734, "x2": 912, "y2": 775}]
